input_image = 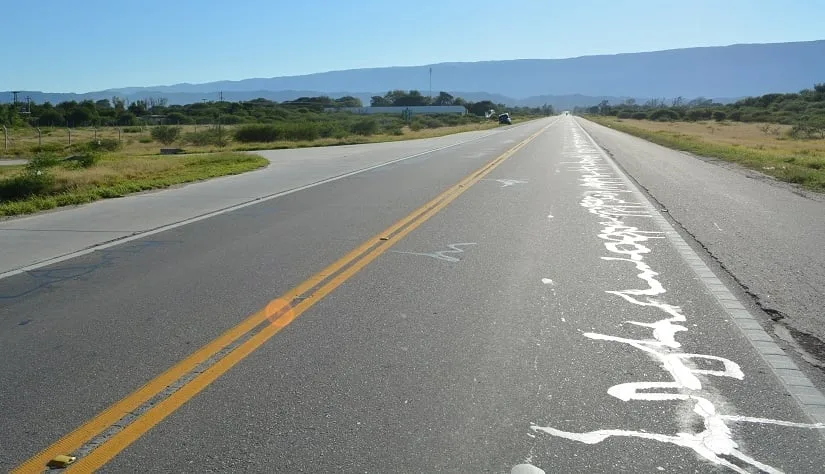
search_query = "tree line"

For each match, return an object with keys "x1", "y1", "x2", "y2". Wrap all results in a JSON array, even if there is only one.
[
  {"x1": 576, "y1": 83, "x2": 825, "y2": 137},
  {"x1": 369, "y1": 90, "x2": 553, "y2": 117},
  {"x1": 0, "y1": 90, "x2": 553, "y2": 129}
]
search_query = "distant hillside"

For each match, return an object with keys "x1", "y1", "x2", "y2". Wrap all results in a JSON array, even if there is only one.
[{"x1": 3, "y1": 40, "x2": 823, "y2": 107}]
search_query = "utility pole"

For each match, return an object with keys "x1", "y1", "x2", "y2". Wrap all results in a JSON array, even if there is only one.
[
  {"x1": 219, "y1": 91, "x2": 223, "y2": 102},
  {"x1": 429, "y1": 68, "x2": 432, "y2": 101}
]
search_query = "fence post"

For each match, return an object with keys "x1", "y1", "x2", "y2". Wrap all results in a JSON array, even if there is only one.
[
  {"x1": 37, "y1": 128, "x2": 42, "y2": 146},
  {"x1": 118, "y1": 128, "x2": 122, "y2": 143},
  {"x1": 68, "y1": 128, "x2": 72, "y2": 145},
  {"x1": 2, "y1": 125, "x2": 7, "y2": 153},
  {"x1": 94, "y1": 127, "x2": 98, "y2": 140}
]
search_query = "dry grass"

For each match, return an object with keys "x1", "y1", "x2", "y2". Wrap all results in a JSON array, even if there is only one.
[
  {"x1": 0, "y1": 165, "x2": 24, "y2": 178},
  {"x1": 1, "y1": 118, "x2": 523, "y2": 158},
  {"x1": 588, "y1": 116, "x2": 825, "y2": 191},
  {"x1": 0, "y1": 152, "x2": 268, "y2": 216},
  {"x1": 607, "y1": 119, "x2": 825, "y2": 153}
]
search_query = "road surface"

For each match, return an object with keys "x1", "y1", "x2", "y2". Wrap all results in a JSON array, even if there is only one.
[
  {"x1": 1, "y1": 116, "x2": 824, "y2": 473},
  {"x1": 578, "y1": 118, "x2": 825, "y2": 371}
]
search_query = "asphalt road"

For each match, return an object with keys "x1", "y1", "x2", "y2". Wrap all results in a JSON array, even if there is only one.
[
  {"x1": 0, "y1": 126, "x2": 511, "y2": 276},
  {"x1": 2, "y1": 116, "x2": 824, "y2": 473},
  {"x1": 578, "y1": 118, "x2": 825, "y2": 375}
]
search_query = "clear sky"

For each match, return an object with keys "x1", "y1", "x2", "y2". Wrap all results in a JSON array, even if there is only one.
[{"x1": 2, "y1": 0, "x2": 823, "y2": 92}]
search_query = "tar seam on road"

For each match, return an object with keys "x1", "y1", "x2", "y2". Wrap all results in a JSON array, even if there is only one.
[
  {"x1": 574, "y1": 117, "x2": 825, "y2": 428},
  {"x1": 0, "y1": 122, "x2": 536, "y2": 282},
  {"x1": 12, "y1": 119, "x2": 558, "y2": 473}
]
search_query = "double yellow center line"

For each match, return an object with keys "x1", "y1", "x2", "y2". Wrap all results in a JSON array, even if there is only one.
[{"x1": 14, "y1": 121, "x2": 551, "y2": 473}]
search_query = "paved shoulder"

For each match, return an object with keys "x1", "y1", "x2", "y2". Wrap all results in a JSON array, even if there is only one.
[{"x1": 577, "y1": 117, "x2": 825, "y2": 368}]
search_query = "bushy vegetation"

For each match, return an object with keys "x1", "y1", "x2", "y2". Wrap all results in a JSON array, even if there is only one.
[
  {"x1": 1, "y1": 90, "x2": 552, "y2": 131},
  {"x1": 150, "y1": 125, "x2": 181, "y2": 145},
  {"x1": 0, "y1": 89, "x2": 550, "y2": 214},
  {"x1": 182, "y1": 128, "x2": 228, "y2": 147},
  {"x1": 578, "y1": 83, "x2": 825, "y2": 138},
  {"x1": 350, "y1": 118, "x2": 379, "y2": 136},
  {"x1": 233, "y1": 122, "x2": 321, "y2": 142}
]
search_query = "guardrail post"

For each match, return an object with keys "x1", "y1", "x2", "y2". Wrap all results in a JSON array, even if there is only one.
[{"x1": 2, "y1": 125, "x2": 7, "y2": 153}]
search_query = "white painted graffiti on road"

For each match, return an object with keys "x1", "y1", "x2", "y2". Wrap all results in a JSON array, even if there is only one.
[
  {"x1": 529, "y1": 127, "x2": 824, "y2": 474},
  {"x1": 391, "y1": 243, "x2": 477, "y2": 263},
  {"x1": 483, "y1": 178, "x2": 528, "y2": 188}
]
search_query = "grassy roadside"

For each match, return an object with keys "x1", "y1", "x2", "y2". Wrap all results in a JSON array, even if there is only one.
[
  {"x1": 586, "y1": 116, "x2": 825, "y2": 191},
  {"x1": 1, "y1": 117, "x2": 534, "y2": 159},
  {"x1": 0, "y1": 152, "x2": 267, "y2": 217},
  {"x1": 231, "y1": 121, "x2": 502, "y2": 151},
  {"x1": 0, "y1": 117, "x2": 539, "y2": 217}
]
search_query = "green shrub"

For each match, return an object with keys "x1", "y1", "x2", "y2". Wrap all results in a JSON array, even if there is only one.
[
  {"x1": 350, "y1": 118, "x2": 379, "y2": 136},
  {"x1": 684, "y1": 109, "x2": 712, "y2": 121},
  {"x1": 64, "y1": 152, "x2": 100, "y2": 168},
  {"x1": 712, "y1": 111, "x2": 727, "y2": 122},
  {"x1": 183, "y1": 128, "x2": 227, "y2": 146},
  {"x1": 631, "y1": 112, "x2": 648, "y2": 120},
  {"x1": 27, "y1": 154, "x2": 62, "y2": 170},
  {"x1": 233, "y1": 122, "x2": 319, "y2": 142},
  {"x1": 138, "y1": 137, "x2": 153, "y2": 143},
  {"x1": 0, "y1": 169, "x2": 55, "y2": 200},
  {"x1": 73, "y1": 138, "x2": 121, "y2": 153},
  {"x1": 617, "y1": 111, "x2": 632, "y2": 119},
  {"x1": 151, "y1": 125, "x2": 182, "y2": 145},
  {"x1": 234, "y1": 124, "x2": 278, "y2": 142},
  {"x1": 280, "y1": 122, "x2": 319, "y2": 141},
  {"x1": 649, "y1": 109, "x2": 679, "y2": 121},
  {"x1": 30, "y1": 143, "x2": 66, "y2": 154},
  {"x1": 318, "y1": 122, "x2": 345, "y2": 138},
  {"x1": 122, "y1": 126, "x2": 142, "y2": 133},
  {"x1": 218, "y1": 115, "x2": 245, "y2": 125},
  {"x1": 419, "y1": 116, "x2": 444, "y2": 129}
]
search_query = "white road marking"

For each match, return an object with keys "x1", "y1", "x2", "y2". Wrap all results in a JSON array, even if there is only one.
[
  {"x1": 391, "y1": 243, "x2": 476, "y2": 263},
  {"x1": 511, "y1": 464, "x2": 545, "y2": 474},
  {"x1": 485, "y1": 178, "x2": 528, "y2": 187},
  {"x1": 541, "y1": 278, "x2": 554, "y2": 285}
]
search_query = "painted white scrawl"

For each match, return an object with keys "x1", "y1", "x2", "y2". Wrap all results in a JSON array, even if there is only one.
[{"x1": 527, "y1": 126, "x2": 825, "y2": 474}]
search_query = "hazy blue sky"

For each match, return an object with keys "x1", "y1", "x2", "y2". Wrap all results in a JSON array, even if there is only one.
[{"x1": 2, "y1": 0, "x2": 823, "y2": 92}]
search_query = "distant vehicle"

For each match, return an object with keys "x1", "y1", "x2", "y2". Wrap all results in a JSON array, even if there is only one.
[{"x1": 498, "y1": 113, "x2": 512, "y2": 125}]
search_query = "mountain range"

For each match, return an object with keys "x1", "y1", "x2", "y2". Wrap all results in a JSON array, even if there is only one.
[{"x1": 4, "y1": 40, "x2": 823, "y2": 108}]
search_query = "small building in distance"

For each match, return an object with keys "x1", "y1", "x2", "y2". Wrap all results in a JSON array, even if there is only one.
[{"x1": 324, "y1": 105, "x2": 468, "y2": 116}]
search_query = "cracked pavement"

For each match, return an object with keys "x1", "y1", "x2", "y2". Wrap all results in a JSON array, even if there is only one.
[{"x1": 579, "y1": 118, "x2": 825, "y2": 373}]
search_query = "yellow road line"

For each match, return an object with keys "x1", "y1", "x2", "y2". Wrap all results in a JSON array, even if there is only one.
[{"x1": 14, "y1": 121, "x2": 550, "y2": 473}]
